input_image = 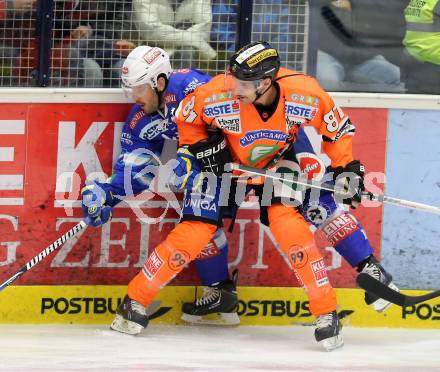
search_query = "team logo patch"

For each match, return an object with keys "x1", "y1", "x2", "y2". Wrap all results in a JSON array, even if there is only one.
[
  {"x1": 296, "y1": 152, "x2": 325, "y2": 180},
  {"x1": 240, "y1": 129, "x2": 287, "y2": 147},
  {"x1": 311, "y1": 258, "x2": 329, "y2": 287},
  {"x1": 291, "y1": 93, "x2": 319, "y2": 106},
  {"x1": 87, "y1": 206, "x2": 97, "y2": 215},
  {"x1": 129, "y1": 110, "x2": 146, "y2": 130},
  {"x1": 121, "y1": 66, "x2": 128, "y2": 75},
  {"x1": 305, "y1": 204, "x2": 329, "y2": 225},
  {"x1": 143, "y1": 48, "x2": 162, "y2": 64},
  {"x1": 288, "y1": 245, "x2": 309, "y2": 270},
  {"x1": 143, "y1": 250, "x2": 164, "y2": 280},
  {"x1": 204, "y1": 100, "x2": 240, "y2": 117},
  {"x1": 247, "y1": 144, "x2": 278, "y2": 165},
  {"x1": 120, "y1": 132, "x2": 133, "y2": 146},
  {"x1": 322, "y1": 213, "x2": 358, "y2": 245},
  {"x1": 215, "y1": 115, "x2": 241, "y2": 133},
  {"x1": 285, "y1": 102, "x2": 317, "y2": 120},
  {"x1": 169, "y1": 250, "x2": 191, "y2": 271},
  {"x1": 183, "y1": 78, "x2": 204, "y2": 95},
  {"x1": 139, "y1": 118, "x2": 168, "y2": 140},
  {"x1": 204, "y1": 91, "x2": 234, "y2": 103}
]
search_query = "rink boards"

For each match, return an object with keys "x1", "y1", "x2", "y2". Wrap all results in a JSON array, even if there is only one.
[
  {"x1": 1, "y1": 91, "x2": 440, "y2": 329},
  {"x1": 0, "y1": 285, "x2": 439, "y2": 328}
]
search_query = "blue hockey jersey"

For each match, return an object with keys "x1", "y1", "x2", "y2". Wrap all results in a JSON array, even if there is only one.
[{"x1": 108, "y1": 68, "x2": 211, "y2": 197}]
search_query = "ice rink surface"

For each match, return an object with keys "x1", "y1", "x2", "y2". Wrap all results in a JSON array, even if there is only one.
[{"x1": 1, "y1": 325, "x2": 439, "y2": 371}]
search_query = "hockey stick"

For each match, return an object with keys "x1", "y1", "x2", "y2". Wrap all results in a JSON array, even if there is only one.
[
  {"x1": 0, "y1": 220, "x2": 87, "y2": 292},
  {"x1": 225, "y1": 163, "x2": 440, "y2": 215},
  {"x1": 357, "y1": 273, "x2": 440, "y2": 307},
  {"x1": 226, "y1": 163, "x2": 440, "y2": 306}
]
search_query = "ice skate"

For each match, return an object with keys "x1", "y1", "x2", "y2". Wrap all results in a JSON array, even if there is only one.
[
  {"x1": 314, "y1": 310, "x2": 344, "y2": 351},
  {"x1": 181, "y1": 270, "x2": 239, "y2": 326},
  {"x1": 110, "y1": 295, "x2": 149, "y2": 335},
  {"x1": 358, "y1": 255, "x2": 399, "y2": 312}
]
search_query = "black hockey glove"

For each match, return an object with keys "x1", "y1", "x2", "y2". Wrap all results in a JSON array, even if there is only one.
[
  {"x1": 329, "y1": 160, "x2": 365, "y2": 209},
  {"x1": 187, "y1": 129, "x2": 233, "y2": 176}
]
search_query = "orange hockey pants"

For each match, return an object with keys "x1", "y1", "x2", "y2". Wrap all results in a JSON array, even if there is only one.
[
  {"x1": 267, "y1": 204, "x2": 337, "y2": 315},
  {"x1": 128, "y1": 205, "x2": 337, "y2": 316}
]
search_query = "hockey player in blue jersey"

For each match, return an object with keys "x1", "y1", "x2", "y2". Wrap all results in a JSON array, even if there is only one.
[
  {"x1": 181, "y1": 125, "x2": 399, "y2": 325},
  {"x1": 84, "y1": 46, "x2": 209, "y2": 201},
  {"x1": 80, "y1": 45, "x2": 240, "y2": 325}
]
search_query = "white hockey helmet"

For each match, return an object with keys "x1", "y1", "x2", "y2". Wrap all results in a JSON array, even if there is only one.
[{"x1": 121, "y1": 45, "x2": 172, "y2": 90}]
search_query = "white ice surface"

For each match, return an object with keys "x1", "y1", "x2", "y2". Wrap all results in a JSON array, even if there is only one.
[{"x1": 0, "y1": 324, "x2": 439, "y2": 371}]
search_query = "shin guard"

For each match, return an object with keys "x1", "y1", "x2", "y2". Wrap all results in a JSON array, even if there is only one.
[
  {"x1": 194, "y1": 228, "x2": 229, "y2": 285},
  {"x1": 268, "y1": 205, "x2": 337, "y2": 316},
  {"x1": 128, "y1": 221, "x2": 217, "y2": 307}
]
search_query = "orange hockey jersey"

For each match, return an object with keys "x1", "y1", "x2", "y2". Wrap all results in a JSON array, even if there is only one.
[{"x1": 174, "y1": 67, "x2": 355, "y2": 169}]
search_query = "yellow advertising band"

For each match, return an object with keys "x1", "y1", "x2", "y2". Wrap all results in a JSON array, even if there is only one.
[{"x1": 0, "y1": 285, "x2": 439, "y2": 328}]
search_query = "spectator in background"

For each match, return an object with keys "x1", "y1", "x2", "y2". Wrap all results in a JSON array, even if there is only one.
[
  {"x1": 402, "y1": 0, "x2": 440, "y2": 94},
  {"x1": 0, "y1": 0, "x2": 36, "y2": 85},
  {"x1": 133, "y1": 0, "x2": 217, "y2": 68},
  {"x1": 0, "y1": 0, "x2": 34, "y2": 17},
  {"x1": 0, "y1": 0, "x2": 134, "y2": 87},
  {"x1": 210, "y1": 0, "x2": 306, "y2": 72},
  {"x1": 210, "y1": 0, "x2": 236, "y2": 55},
  {"x1": 252, "y1": 0, "x2": 305, "y2": 72},
  {"x1": 52, "y1": 0, "x2": 136, "y2": 87},
  {"x1": 317, "y1": 0, "x2": 404, "y2": 92}
]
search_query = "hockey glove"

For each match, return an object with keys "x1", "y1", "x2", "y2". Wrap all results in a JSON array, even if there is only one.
[
  {"x1": 169, "y1": 147, "x2": 204, "y2": 191},
  {"x1": 187, "y1": 130, "x2": 232, "y2": 176},
  {"x1": 330, "y1": 160, "x2": 365, "y2": 209},
  {"x1": 81, "y1": 181, "x2": 116, "y2": 227}
]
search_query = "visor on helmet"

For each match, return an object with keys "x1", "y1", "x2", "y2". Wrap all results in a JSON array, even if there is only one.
[
  {"x1": 224, "y1": 70, "x2": 263, "y2": 97},
  {"x1": 122, "y1": 81, "x2": 153, "y2": 100}
]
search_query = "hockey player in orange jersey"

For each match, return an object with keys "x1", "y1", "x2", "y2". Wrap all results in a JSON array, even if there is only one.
[{"x1": 110, "y1": 41, "x2": 367, "y2": 351}]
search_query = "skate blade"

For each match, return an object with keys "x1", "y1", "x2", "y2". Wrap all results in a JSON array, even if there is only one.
[
  {"x1": 110, "y1": 314, "x2": 144, "y2": 335},
  {"x1": 372, "y1": 282, "x2": 399, "y2": 313},
  {"x1": 181, "y1": 312, "x2": 240, "y2": 326},
  {"x1": 319, "y1": 335, "x2": 344, "y2": 351}
]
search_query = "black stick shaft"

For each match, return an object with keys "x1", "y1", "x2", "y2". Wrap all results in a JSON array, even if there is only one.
[{"x1": 227, "y1": 163, "x2": 440, "y2": 215}]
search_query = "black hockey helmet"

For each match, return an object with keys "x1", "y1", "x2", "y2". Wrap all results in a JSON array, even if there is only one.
[{"x1": 229, "y1": 41, "x2": 281, "y2": 81}]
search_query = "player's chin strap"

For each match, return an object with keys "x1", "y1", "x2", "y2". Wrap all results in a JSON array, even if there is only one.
[
  {"x1": 253, "y1": 72, "x2": 303, "y2": 103},
  {"x1": 253, "y1": 79, "x2": 275, "y2": 103},
  {"x1": 253, "y1": 72, "x2": 304, "y2": 103}
]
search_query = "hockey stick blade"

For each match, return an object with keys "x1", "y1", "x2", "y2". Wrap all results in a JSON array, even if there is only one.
[
  {"x1": 357, "y1": 273, "x2": 440, "y2": 307},
  {"x1": 0, "y1": 220, "x2": 87, "y2": 293}
]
